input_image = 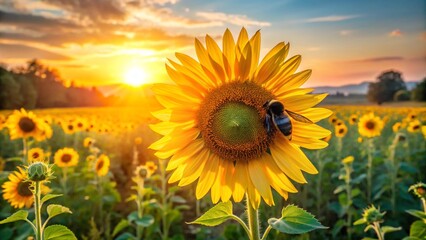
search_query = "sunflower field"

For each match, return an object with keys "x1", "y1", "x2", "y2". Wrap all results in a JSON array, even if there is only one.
[{"x1": 0, "y1": 29, "x2": 426, "y2": 240}]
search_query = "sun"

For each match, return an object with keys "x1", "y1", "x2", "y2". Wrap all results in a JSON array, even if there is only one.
[{"x1": 124, "y1": 67, "x2": 149, "y2": 87}]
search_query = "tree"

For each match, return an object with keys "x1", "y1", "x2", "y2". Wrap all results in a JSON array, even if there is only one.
[
  {"x1": 411, "y1": 78, "x2": 426, "y2": 101},
  {"x1": 367, "y1": 70, "x2": 407, "y2": 104}
]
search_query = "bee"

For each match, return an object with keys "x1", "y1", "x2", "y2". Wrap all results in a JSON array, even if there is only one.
[{"x1": 263, "y1": 100, "x2": 313, "y2": 140}]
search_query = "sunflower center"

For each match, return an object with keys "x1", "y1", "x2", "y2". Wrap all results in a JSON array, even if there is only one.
[
  {"x1": 338, "y1": 128, "x2": 344, "y2": 134},
  {"x1": 32, "y1": 152, "x2": 40, "y2": 159},
  {"x1": 198, "y1": 81, "x2": 275, "y2": 162},
  {"x1": 61, "y1": 154, "x2": 72, "y2": 163},
  {"x1": 365, "y1": 121, "x2": 375, "y2": 130},
  {"x1": 18, "y1": 117, "x2": 36, "y2": 133},
  {"x1": 17, "y1": 181, "x2": 33, "y2": 197},
  {"x1": 96, "y1": 160, "x2": 104, "y2": 171}
]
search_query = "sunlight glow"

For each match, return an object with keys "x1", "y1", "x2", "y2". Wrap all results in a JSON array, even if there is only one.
[{"x1": 123, "y1": 67, "x2": 149, "y2": 87}]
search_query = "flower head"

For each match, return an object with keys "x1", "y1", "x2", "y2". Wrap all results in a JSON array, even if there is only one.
[
  {"x1": 2, "y1": 167, "x2": 49, "y2": 208},
  {"x1": 28, "y1": 148, "x2": 45, "y2": 163},
  {"x1": 95, "y1": 154, "x2": 110, "y2": 176},
  {"x1": 83, "y1": 137, "x2": 95, "y2": 148},
  {"x1": 5, "y1": 109, "x2": 47, "y2": 140},
  {"x1": 409, "y1": 182, "x2": 426, "y2": 199},
  {"x1": 358, "y1": 113, "x2": 384, "y2": 138},
  {"x1": 27, "y1": 161, "x2": 52, "y2": 182},
  {"x1": 349, "y1": 114, "x2": 358, "y2": 125},
  {"x1": 335, "y1": 124, "x2": 348, "y2": 138},
  {"x1": 149, "y1": 28, "x2": 332, "y2": 208},
  {"x1": 354, "y1": 205, "x2": 386, "y2": 226},
  {"x1": 407, "y1": 119, "x2": 421, "y2": 133},
  {"x1": 54, "y1": 148, "x2": 79, "y2": 168},
  {"x1": 342, "y1": 156, "x2": 354, "y2": 164},
  {"x1": 392, "y1": 122, "x2": 401, "y2": 132}
]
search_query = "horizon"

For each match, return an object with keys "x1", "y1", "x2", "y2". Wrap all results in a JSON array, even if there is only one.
[{"x1": 0, "y1": 0, "x2": 425, "y2": 87}]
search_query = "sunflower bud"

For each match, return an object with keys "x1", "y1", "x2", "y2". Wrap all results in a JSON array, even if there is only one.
[
  {"x1": 361, "y1": 205, "x2": 385, "y2": 225},
  {"x1": 409, "y1": 182, "x2": 426, "y2": 199},
  {"x1": 27, "y1": 162, "x2": 50, "y2": 182}
]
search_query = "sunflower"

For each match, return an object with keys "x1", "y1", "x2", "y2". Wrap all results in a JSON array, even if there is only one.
[
  {"x1": 349, "y1": 114, "x2": 358, "y2": 125},
  {"x1": 54, "y1": 148, "x2": 79, "y2": 168},
  {"x1": 95, "y1": 154, "x2": 110, "y2": 176},
  {"x1": 74, "y1": 117, "x2": 87, "y2": 132},
  {"x1": 392, "y1": 122, "x2": 401, "y2": 132},
  {"x1": 145, "y1": 161, "x2": 157, "y2": 175},
  {"x1": 83, "y1": 137, "x2": 95, "y2": 148},
  {"x1": 357, "y1": 137, "x2": 363, "y2": 143},
  {"x1": 28, "y1": 148, "x2": 45, "y2": 163},
  {"x1": 149, "y1": 28, "x2": 332, "y2": 208},
  {"x1": 329, "y1": 115, "x2": 338, "y2": 125},
  {"x1": 407, "y1": 119, "x2": 421, "y2": 133},
  {"x1": 5, "y1": 109, "x2": 45, "y2": 140},
  {"x1": 342, "y1": 156, "x2": 354, "y2": 164},
  {"x1": 0, "y1": 114, "x2": 6, "y2": 130},
  {"x1": 2, "y1": 167, "x2": 49, "y2": 208},
  {"x1": 358, "y1": 113, "x2": 384, "y2": 138},
  {"x1": 61, "y1": 121, "x2": 76, "y2": 134},
  {"x1": 335, "y1": 124, "x2": 348, "y2": 138}
]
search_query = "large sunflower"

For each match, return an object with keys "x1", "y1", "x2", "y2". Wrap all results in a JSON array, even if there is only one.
[
  {"x1": 5, "y1": 109, "x2": 45, "y2": 140},
  {"x1": 358, "y1": 113, "x2": 384, "y2": 138},
  {"x1": 54, "y1": 148, "x2": 79, "y2": 168},
  {"x1": 149, "y1": 28, "x2": 332, "y2": 208},
  {"x1": 2, "y1": 167, "x2": 49, "y2": 208}
]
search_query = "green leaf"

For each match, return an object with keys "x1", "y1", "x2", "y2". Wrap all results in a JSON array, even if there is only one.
[
  {"x1": 135, "y1": 215, "x2": 154, "y2": 227},
  {"x1": 333, "y1": 185, "x2": 346, "y2": 194},
  {"x1": 41, "y1": 194, "x2": 63, "y2": 206},
  {"x1": 188, "y1": 201, "x2": 233, "y2": 226},
  {"x1": 268, "y1": 205, "x2": 327, "y2": 235},
  {"x1": 44, "y1": 225, "x2": 77, "y2": 240},
  {"x1": 112, "y1": 219, "x2": 130, "y2": 237},
  {"x1": 353, "y1": 218, "x2": 366, "y2": 225},
  {"x1": 0, "y1": 210, "x2": 29, "y2": 224},
  {"x1": 406, "y1": 210, "x2": 426, "y2": 220},
  {"x1": 47, "y1": 204, "x2": 72, "y2": 219},
  {"x1": 410, "y1": 220, "x2": 426, "y2": 238},
  {"x1": 402, "y1": 237, "x2": 421, "y2": 240},
  {"x1": 171, "y1": 195, "x2": 186, "y2": 204},
  {"x1": 115, "y1": 232, "x2": 136, "y2": 240},
  {"x1": 381, "y1": 226, "x2": 402, "y2": 234},
  {"x1": 361, "y1": 238, "x2": 378, "y2": 240}
]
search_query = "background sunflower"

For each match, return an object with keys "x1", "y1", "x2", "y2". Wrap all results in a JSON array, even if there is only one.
[
  {"x1": 54, "y1": 148, "x2": 79, "y2": 168},
  {"x1": 95, "y1": 154, "x2": 110, "y2": 176},
  {"x1": 358, "y1": 113, "x2": 384, "y2": 138}
]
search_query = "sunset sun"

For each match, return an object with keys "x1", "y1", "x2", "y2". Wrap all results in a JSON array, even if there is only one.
[{"x1": 124, "y1": 67, "x2": 149, "y2": 87}]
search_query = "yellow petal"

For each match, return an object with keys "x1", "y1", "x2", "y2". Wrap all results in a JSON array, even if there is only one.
[
  {"x1": 222, "y1": 29, "x2": 236, "y2": 81},
  {"x1": 232, "y1": 161, "x2": 248, "y2": 202},
  {"x1": 210, "y1": 158, "x2": 226, "y2": 203},
  {"x1": 270, "y1": 143, "x2": 307, "y2": 183},
  {"x1": 178, "y1": 148, "x2": 209, "y2": 186},
  {"x1": 264, "y1": 54, "x2": 301, "y2": 90},
  {"x1": 292, "y1": 122, "x2": 331, "y2": 139},
  {"x1": 175, "y1": 52, "x2": 217, "y2": 88},
  {"x1": 249, "y1": 30, "x2": 261, "y2": 77},
  {"x1": 196, "y1": 153, "x2": 218, "y2": 199},
  {"x1": 280, "y1": 136, "x2": 319, "y2": 174},
  {"x1": 167, "y1": 139, "x2": 204, "y2": 171},
  {"x1": 248, "y1": 156, "x2": 274, "y2": 206},
  {"x1": 195, "y1": 38, "x2": 220, "y2": 85},
  {"x1": 284, "y1": 93, "x2": 328, "y2": 112},
  {"x1": 297, "y1": 108, "x2": 333, "y2": 123},
  {"x1": 220, "y1": 160, "x2": 234, "y2": 202}
]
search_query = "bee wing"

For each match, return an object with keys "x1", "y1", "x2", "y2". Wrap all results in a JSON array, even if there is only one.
[{"x1": 285, "y1": 110, "x2": 313, "y2": 124}]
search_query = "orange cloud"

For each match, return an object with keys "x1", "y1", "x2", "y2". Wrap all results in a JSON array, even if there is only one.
[{"x1": 389, "y1": 29, "x2": 402, "y2": 37}]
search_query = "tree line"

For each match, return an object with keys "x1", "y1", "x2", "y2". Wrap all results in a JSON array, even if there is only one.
[
  {"x1": 367, "y1": 70, "x2": 425, "y2": 104},
  {"x1": 0, "y1": 60, "x2": 110, "y2": 110}
]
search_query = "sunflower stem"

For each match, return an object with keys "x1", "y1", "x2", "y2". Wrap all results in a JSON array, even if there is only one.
[
  {"x1": 34, "y1": 181, "x2": 43, "y2": 240},
  {"x1": 367, "y1": 138, "x2": 374, "y2": 203},
  {"x1": 230, "y1": 215, "x2": 250, "y2": 237},
  {"x1": 61, "y1": 167, "x2": 68, "y2": 194},
  {"x1": 136, "y1": 179, "x2": 145, "y2": 240},
  {"x1": 22, "y1": 138, "x2": 28, "y2": 165},
  {"x1": 421, "y1": 198, "x2": 426, "y2": 214},
  {"x1": 344, "y1": 162, "x2": 353, "y2": 240},
  {"x1": 246, "y1": 196, "x2": 260, "y2": 240},
  {"x1": 372, "y1": 222, "x2": 384, "y2": 240}
]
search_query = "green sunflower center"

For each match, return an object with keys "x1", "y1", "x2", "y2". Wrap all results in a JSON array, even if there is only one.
[
  {"x1": 17, "y1": 181, "x2": 33, "y2": 197},
  {"x1": 18, "y1": 117, "x2": 36, "y2": 133},
  {"x1": 61, "y1": 154, "x2": 72, "y2": 163},
  {"x1": 198, "y1": 81, "x2": 275, "y2": 162},
  {"x1": 366, "y1": 121, "x2": 375, "y2": 130}
]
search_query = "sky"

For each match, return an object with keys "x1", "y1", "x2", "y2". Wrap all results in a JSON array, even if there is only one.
[{"x1": 0, "y1": 0, "x2": 425, "y2": 87}]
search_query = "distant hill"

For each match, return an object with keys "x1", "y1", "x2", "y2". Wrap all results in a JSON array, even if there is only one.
[{"x1": 313, "y1": 81, "x2": 419, "y2": 94}]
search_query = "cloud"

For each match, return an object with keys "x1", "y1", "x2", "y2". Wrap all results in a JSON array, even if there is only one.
[
  {"x1": 196, "y1": 11, "x2": 271, "y2": 27},
  {"x1": 353, "y1": 56, "x2": 404, "y2": 62},
  {"x1": 339, "y1": 30, "x2": 352, "y2": 36},
  {"x1": 389, "y1": 29, "x2": 402, "y2": 37},
  {"x1": 0, "y1": 43, "x2": 72, "y2": 60},
  {"x1": 304, "y1": 15, "x2": 359, "y2": 23}
]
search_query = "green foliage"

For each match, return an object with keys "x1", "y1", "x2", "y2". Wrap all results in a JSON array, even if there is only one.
[
  {"x1": 411, "y1": 78, "x2": 426, "y2": 101},
  {"x1": 367, "y1": 70, "x2": 407, "y2": 104},
  {"x1": 189, "y1": 201, "x2": 233, "y2": 227},
  {"x1": 44, "y1": 225, "x2": 77, "y2": 240},
  {"x1": 268, "y1": 205, "x2": 327, "y2": 235},
  {"x1": 0, "y1": 210, "x2": 29, "y2": 224}
]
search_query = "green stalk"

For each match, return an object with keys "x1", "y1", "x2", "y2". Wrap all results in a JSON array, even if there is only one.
[
  {"x1": 246, "y1": 196, "x2": 260, "y2": 240},
  {"x1": 367, "y1": 138, "x2": 374, "y2": 203},
  {"x1": 315, "y1": 151, "x2": 323, "y2": 216},
  {"x1": 421, "y1": 198, "x2": 426, "y2": 214},
  {"x1": 34, "y1": 181, "x2": 43, "y2": 240},
  {"x1": 159, "y1": 160, "x2": 169, "y2": 240},
  {"x1": 344, "y1": 163, "x2": 353, "y2": 240},
  {"x1": 372, "y1": 222, "x2": 384, "y2": 240},
  {"x1": 337, "y1": 137, "x2": 343, "y2": 162},
  {"x1": 388, "y1": 143, "x2": 397, "y2": 215},
  {"x1": 62, "y1": 167, "x2": 68, "y2": 194},
  {"x1": 136, "y1": 179, "x2": 145, "y2": 239},
  {"x1": 22, "y1": 138, "x2": 28, "y2": 165}
]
